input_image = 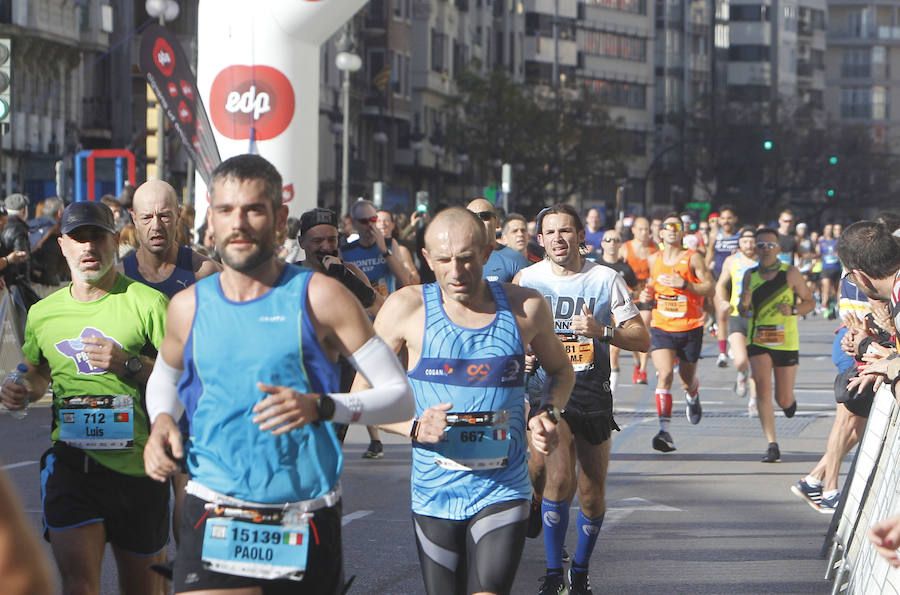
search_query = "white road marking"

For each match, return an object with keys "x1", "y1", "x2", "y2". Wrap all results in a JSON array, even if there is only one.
[
  {"x1": 2, "y1": 460, "x2": 37, "y2": 470},
  {"x1": 572, "y1": 497, "x2": 681, "y2": 532},
  {"x1": 342, "y1": 510, "x2": 373, "y2": 526}
]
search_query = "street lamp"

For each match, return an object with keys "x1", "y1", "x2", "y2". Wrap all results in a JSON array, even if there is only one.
[
  {"x1": 335, "y1": 29, "x2": 362, "y2": 217},
  {"x1": 145, "y1": 0, "x2": 180, "y2": 181}
]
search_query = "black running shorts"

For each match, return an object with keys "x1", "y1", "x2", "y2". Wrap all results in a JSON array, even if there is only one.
[
  {"x1": 174, "y1": 493, "x2": 344, "y2": 594},
  {"x1": 40, "y1": 447, "x2": 169, "y2": 555},
  {"x1": 561, "y1": 407, "x2": 620, "y2": 445},
  {"x1": 650, "y1": 326, "x2": 704, "y2": 363},
  {"x1": 748, "y1": 345, "x2": 799, "y2": 367},
  {"x1": 413, "y1": 499, "x2": 528, "y2": 595}
]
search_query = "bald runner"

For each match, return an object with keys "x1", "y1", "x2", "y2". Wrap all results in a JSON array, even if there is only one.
[
  {"x1": 362, "y1": 207, "x2": 574, "y2": 595},
  {"x1": 119, "y1": 180, "x2": 220, "y2": 298}
]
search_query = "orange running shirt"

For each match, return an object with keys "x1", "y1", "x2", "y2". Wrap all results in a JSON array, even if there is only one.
[
  {"x1": 624, "y1": 240, "x2": 658, "y2": 282},
  {"x1": 650, "y1": 249, "x2": 705, "y2": 332}
]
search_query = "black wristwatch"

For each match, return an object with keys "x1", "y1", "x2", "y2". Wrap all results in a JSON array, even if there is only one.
[
  {"x1": 124, "y1": 356, "x2": 143, "y2": 377},
  {"x1": 598, "y1": 325, "x2": 614, "y2": 343},
  {"x1": 316, "y1": 394, "x2": 336, "y2": 422},
  {"x1": 538, "y1": 403, "x2": 562, "y2": 424}
]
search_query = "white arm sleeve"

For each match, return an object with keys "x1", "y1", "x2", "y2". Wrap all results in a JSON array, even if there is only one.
[
  {"x1": 330, "y1": 335, "x2": 414, "y2": 425},
  {"x1": 145, "y1": 355, "x2": 185, "y2": 424}
]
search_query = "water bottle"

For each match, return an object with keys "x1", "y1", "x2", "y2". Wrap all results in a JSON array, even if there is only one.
[{"x1": 3, "y1": 364, "x2": 30, "y2": 420}]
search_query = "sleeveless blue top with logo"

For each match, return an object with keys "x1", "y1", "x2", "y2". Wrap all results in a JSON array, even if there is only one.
[
  {"x1": 712, "y1": 231, "x2": 741, "y2": 277},
  {"x1": 178, "y1": 265, "x2": 342, "y2": 503},
  {"x1": 342, "y1": 238, "x2": 397, "y2": 296},
  {"x1": 123, "y1": 246, "x2": 196, "y2": 299},
  {"x1": 407, "y1": 281, "x2": 529, "y2": 520},
  {"x1": 518, "y1": 259, "x2": 638, "y2": 413}
]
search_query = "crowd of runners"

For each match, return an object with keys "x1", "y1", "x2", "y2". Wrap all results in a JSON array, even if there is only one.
[{"x1": 2, "y1": 154, "x2": 900, "y2": 594}]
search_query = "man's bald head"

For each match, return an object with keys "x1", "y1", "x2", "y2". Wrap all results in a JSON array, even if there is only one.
[
  {"x1": 466, "y1": 198, "x2": 494, "y2": 215},
  {"x1": 133, "y1": 179, "x2": 179, "y2": 212},
  {"x1": 132, "y1": 179, "x2": 180, "y2": 254},
  {"x1": 425, "y1": 207, "x2": 488, "y2": 252}
]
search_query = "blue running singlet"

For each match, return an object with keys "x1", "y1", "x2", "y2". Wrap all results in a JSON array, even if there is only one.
[
  {"x1": 407, "y1": 281, "x2": 529, "y2": 520},
  {"x1": 123, "y1": 246, "x2": 197, "y2": 299},
  {"x1": 178, "y1": 265, "x2": 342, "y2": 503},
  {"x1": 342, "y1": 238, "x2": 397, "y2": 297},
  {"x1": 483, "y1": 245, "x2": 529, "y2": 283}
]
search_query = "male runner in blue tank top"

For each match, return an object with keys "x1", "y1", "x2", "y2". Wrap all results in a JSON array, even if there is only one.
[
  {"x1": 466, "y1": 198, "x2": 530, "y2": 283},
  {"x1": 118, "y1": 179, "x2": 221, "y2": 560},
  {"x1": 343, "y1": 198, "x2": 416, "y2": 459},
  {"x1": 706, "y1": 205, "x2": 741, "y2": 368},
  {"x1": 119, "y1": 179, "x2": 220, "y2": 297},
  {"x1": 516, "y1": 204, "x2": 650, "y2": 595},
  {"x1": 141, "y1": 154, "x2": 414, "y2": 594},
  {"x1": 355, "y1": 207, "x2": 575, "y2": 595}
]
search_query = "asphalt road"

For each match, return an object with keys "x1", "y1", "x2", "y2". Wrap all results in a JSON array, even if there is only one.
[{"x1": 1, "y1": 316, "x2": 844, "y2": 593}]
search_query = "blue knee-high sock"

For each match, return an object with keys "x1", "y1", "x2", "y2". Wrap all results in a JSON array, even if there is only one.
[
  {"x1": 572, "y1": 510, "x2": 604, "y2": 571},
  {"x1": 542, "y1": 498, "x2": 569, "y2": 573}
]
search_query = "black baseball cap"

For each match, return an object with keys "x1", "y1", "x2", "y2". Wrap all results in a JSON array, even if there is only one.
[
  {"x1": 299, "y1": 208, "x2": 339, "y2": 237},
  {"x1": 61, "y1": 201, "x2": 117, "y2": 235}
]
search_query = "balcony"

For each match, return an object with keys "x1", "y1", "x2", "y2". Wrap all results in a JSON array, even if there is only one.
[{"x1": 829, "y1": 25, "x2": 900, "y2": 42}]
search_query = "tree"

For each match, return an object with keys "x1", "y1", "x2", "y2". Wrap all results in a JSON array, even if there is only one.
[{"x1": 444, "y1": 64, "x2": 627, "y2": 215}]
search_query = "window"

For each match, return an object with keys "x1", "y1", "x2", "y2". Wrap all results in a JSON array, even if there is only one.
[
  {"x1": 727, "y1": 45, "x2": 769, "y2": 61},
  {"x1": 582, "y1": 30, "x2": 648, "y2": 61},
  {"x1": 431, "y1": 29, "x2": 446, "y2": 72},
  {"x1": 584, "y1": 78, "x2": 647, "y2": 109},
  {"x1": 582, "y1": 0, "x2": 647, "y2": 15},
  {"x1": 730, "y1": 5, "x2": 768, "y2": 22}
]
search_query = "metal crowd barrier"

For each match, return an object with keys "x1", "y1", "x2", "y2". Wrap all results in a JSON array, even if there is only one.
[{"x1": 826, "y1": 385, "x2": 900, "y2": 593}]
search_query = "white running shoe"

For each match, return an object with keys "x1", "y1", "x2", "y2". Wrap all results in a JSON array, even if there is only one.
[
  {"x1": 716, "y1": 353, "x2": 729, "y2": 368},
  {"x1": 735, "y1": 371, "x2": 748, "y2": 398},
  {"x1": 748, "y1": 396, "x2": 758, "y2": 418}
]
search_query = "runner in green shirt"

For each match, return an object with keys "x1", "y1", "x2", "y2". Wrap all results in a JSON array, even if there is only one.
[{"x1": 1, "y1": 201, "x2": 169, "y2": 595}]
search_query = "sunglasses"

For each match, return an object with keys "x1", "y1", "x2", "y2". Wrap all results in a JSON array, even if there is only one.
[
  {"x1": 756, "y1": 241, "x2": 779, "y2": 250},
  {"x1": 662, "y1": 222, "x2": 683, "y2": 232},
  {"x1": 602, "y1": 237, "x2": 621, "y2": 243},
  {"x1": 474, "y1": 211, "x2": 495, "y2": 221},
  {"x1": 356, "y1": 216, "x2": 378, "y2": 224}
]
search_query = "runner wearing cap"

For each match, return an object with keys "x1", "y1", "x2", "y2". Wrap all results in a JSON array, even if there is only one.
[{"x1": 1, "y1": 200, "x2": 170, "y2": 594}]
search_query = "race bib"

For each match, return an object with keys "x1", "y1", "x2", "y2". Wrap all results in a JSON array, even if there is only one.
[
  {"x1": 58, "y1": 395, "x2": 134, "y2": 450},
  {"x1": 657, "y1": 294, "x2": 688, "y2": 318},
  {"x1": 755, "y1": 324, "x2": 785, "y2": 346},
  {"x1": 824, "y1": 254, "x2": 839, "y2": 266},
  {"x1": 433, "y1": 410, "x2": 511, "y2": 471},
  {"x1": 558, "y1": 334, "x2": 595, "y2": 372},
  {"x1": 202, "y1": 509, "x2": 310, "y2": 581}
]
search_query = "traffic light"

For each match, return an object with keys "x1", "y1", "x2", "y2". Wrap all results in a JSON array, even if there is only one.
[
  {"x1": 0, "y1": 39, "x2": 12, "y2": 124},
  {"x1": 763, "y1": 139, "x2": 773, "y2": 151},
  {"x1": 829, "y1": 155, "x2": 838, "y2": 165},
  {"x1": 826, "y1": 188, "x2": 835, "y2": 198}
]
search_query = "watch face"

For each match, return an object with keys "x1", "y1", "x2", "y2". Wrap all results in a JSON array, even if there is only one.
[{"x1": 126, "y1": 357, "x2": 142, "y2": 374}]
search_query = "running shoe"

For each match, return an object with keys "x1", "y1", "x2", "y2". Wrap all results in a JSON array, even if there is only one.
[
  {"x1": 652, "y1": 430, "x2": 676, "y2": 452},
  {"x1": 362, "y1": 440, "x2": 384, "y2": 459},
  {"x1": 635, "y1": 368, "x2": 648, "y2": 385},
  {"x1": 526, "y1": 494, "x2": 543, "y2": 539},
  {"x1": 782, "y1": 401, "x2": 797, "y2": 418},
  {"x1": 761, "y1": 442, "x2": 780, "y2": 463},
  {"x1": 632, "y1": 365, "x2": 640, "y2": 384},
  {"x1": 734, "y1": 371, "x2": 748, "y2": 398},
  {"x1": 790, "y1": 479, "x2": 823, "y2": 512},
  {"x1": 748, "y1": 396, "x2": 758, "y2": 418},
  {"x1": 568, "y1": 568, "x2": 593, "y2": 595},
  {"x1": 818, "y1": 493, "x2": 840, "y2": 515},
  {"x1": 685, "y1": 388, "x2": 702, "y2": 425},
  {"x1": 716, "y1": 353, "x2": 729, "y2": 368},
  {"x1": 537, "y1": 572, "x2": 567, "y2": 595}
]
